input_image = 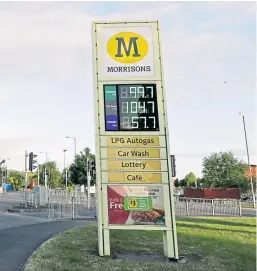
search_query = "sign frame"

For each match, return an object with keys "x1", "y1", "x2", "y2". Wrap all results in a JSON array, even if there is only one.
[{"x1": 92, "y1": 20, "x2": 179, "y2": 260}]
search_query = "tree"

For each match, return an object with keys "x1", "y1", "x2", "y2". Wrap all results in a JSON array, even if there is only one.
[
  {"x1": 202, "y1": 151, "x2": 249, "y2": 192},
  {"x1": 184, "y1": 172, "x2": 197, "y2": 187},
  {"x1": 7, "y1": 170, "x2": 25, "y2": 191},
  {"x1": 174, "y1": 178, "x2": 180, "y2": 188},
  {"x1": 196, "y1": 177, "x2": 204, "y2": 187},
  {"x1": 39, "y1": 161, "x2": 63, "y2": 188},
  {"x1": 69, "y1": 147, "x2": 95, "y2": 186},
  {"x1": 179, "y1": 179, "x2": 187, "y2": 187}
]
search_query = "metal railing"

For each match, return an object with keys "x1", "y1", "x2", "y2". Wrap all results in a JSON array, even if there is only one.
[
  {"x1": 21, "y1": 190, "x2": 242, "y2": 219},
  {"x1": 23, "y1": 191, "x2": 39, "y2": 207},
  {"x1": 47, "y1": 195, "x2": 96, "y2": 220},
  {"x1": 174, "y1": 197, "x2": 241, "y2": 217}
]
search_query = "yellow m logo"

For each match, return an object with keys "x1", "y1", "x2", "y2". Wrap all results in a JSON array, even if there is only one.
[{"x1": 107, "y1": 32, "x2": 148, "y2": 64}]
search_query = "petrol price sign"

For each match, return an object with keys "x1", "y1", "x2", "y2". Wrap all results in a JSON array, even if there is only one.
[
  {"x1": 104, "y1": 84, "x2": 159, "y2": 131},
  {"x1": 92, "y1": 21, "x2": 178, "y2": 260}
]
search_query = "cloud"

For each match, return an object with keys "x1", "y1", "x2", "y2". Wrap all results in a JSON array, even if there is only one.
[
  {"x1": 0, "y1": 2, "x2": 181, "y2": 49},
  {"x1": 0, "y1": 2, "x2": 255, "y2": 177}
]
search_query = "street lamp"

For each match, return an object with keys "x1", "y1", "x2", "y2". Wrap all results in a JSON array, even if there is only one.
[
  {"x1": 0, "y1": 159, "x2": 5, "y2": 194},
  {"x1": 239, "y1": 113, "x2": 256, "y2": 208},
  {"x1": 63, "y1": 149, "x2": 67, "y2": 190},
  {"x1": 40, "y1": 152, "x2": 48, "y2": 188},
  {"x1": 66, "y1": 136, "x2": 77, "y2": 156}
]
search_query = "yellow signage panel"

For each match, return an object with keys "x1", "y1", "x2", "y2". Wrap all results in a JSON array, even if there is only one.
[
  {"x1": 107, "y1": 148, "x2": 160, "y2": 159},
  {"x1": 106, "y1": 136, "x2": 160, "y2": 147},
  {"x1": 107, "y1": 160, "x2": 161, "y2": 171},
  {"x1": 108, "y1": 172, "x2": 162, "y2": 183}
]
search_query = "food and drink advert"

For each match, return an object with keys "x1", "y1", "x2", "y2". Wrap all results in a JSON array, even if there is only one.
[{"x1": 107, "y1": 185, "x2": 165, "y2": 225}]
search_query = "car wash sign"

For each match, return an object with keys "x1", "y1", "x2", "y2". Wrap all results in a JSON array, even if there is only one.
[{"x1": 97, "y1": 25, "x2": 158, "y2": 78}]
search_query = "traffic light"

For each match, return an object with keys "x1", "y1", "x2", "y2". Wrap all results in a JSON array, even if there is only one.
[
  {"x1": 2, "y1": 166, "x2": 7, "y2": 179},
  {"x1": 170, "y1": 155, "x2": 176, "y2": 177},
  {"x1": 29, "y1": 152, "x2": 37, "y2": 172},
  {"x1": 90, "y1": 159, "x2": 96, "y2": 177}
]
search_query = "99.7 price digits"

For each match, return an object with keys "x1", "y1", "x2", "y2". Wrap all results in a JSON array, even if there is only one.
[{"x1": 120, "y1": 86, "x2": 154, "y2": 99}]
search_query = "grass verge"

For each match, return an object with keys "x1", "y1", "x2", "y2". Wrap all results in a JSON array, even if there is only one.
[{"x1": 24, "y1": 217, "x2": 256, "y2": 271}]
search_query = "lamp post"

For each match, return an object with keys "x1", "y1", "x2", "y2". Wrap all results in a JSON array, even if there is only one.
[
  {"x1": 239, "y1": 113, "x2": 256, "y2": 208},
  {"x1": 66, "y1": 136, "x2": 77, "y2": 156},
  {"x1": 0, "y1": 159, "x2": 5, "y2": 194},
  {"x1": 63, "y1": 149, "x2": 67, "y2": 190},
  {"x1": 40, "y1": 152, "x2": 48, "y2": 188}
]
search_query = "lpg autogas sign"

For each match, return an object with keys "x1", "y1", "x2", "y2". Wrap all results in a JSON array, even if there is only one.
[{"x1": 99, "y1": 26, "x2": 155, "y2": 77}]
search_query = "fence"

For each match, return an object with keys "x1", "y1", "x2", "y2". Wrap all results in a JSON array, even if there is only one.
[
  {"x1": 47, "y1": 193, "x2": 96, "y2": 220},
  {"x1": 174, "y1": 197, "x2": 241, "y2": 217},
  {"x1": 22, "y1": 189, "x2": 96, "y2": 220},
  {"x1": 21, "y1": 190, "x2": 242, "y2": 219}
]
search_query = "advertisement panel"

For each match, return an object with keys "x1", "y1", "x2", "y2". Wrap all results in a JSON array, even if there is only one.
[
  {"x1": 108, "y1": 185, "x2": 165, "y2": 225},
  {"x1": 245, "y1": 165, "x2": 257, "y2": 179}
]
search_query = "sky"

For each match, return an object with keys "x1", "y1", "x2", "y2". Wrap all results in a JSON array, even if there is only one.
[{"x1": 0, "y1": 1, "x2": 256, "y2": 178}]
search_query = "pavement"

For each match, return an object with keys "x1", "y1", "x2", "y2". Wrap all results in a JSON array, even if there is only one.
[
  {"x1": 0, "y1": 219, "x2": 95, "y2": 271},
  {"x1": 241, "y1": 208, "x2": 256, "y2": 217},
  {"x1": 0, "y1": 192, "x2": 96, "y2": 271}
]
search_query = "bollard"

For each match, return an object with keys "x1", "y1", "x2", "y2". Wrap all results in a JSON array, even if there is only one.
[
  {"x1": 60, "y1": 201, "x2": 63, "y2": 218},
  {"x1": 48, "y1": 196, "x2": 51, "y2": 220},
  {"x1": 87, "y1": 194, "x2": 90, "y2": 209},
  {"x1": 72, "y1": 196, "x2": 75, "y2": 220}
]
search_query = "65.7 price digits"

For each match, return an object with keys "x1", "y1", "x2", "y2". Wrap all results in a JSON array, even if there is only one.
[{"x1": 122, "y1": 116, "x2": 156, "y2": 129}]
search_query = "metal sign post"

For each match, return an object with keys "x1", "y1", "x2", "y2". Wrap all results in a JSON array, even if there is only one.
[
  {"x1": 92, "y1": 20, "x2": 178, "y2": 259},
  {"x1": 24, "y1": 151, "x2": 28, "y2": 207}
]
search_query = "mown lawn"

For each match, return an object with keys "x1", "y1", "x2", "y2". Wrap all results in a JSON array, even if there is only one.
[{"x1": 24, "y1": 217, "x2": 256, "y2": 271}]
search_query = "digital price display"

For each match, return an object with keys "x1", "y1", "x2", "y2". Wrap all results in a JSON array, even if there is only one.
[{"x1": 104, "y1": 84, "x2": 159, "y2": 131}]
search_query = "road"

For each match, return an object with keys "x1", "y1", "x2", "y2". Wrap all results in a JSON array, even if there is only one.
[
  {"x1": 0, "y1": 192, "x2": 96, "y2": 230},
  {"x1": 0, "y1": 192, "x2": 95, "y2": 271},
  {"x1": 0, "y1": 192, "x2": 48, "y2": 230},
  {"x1": 0, "y1": 220, "x2": 94, "y2": 271},
  {"x1": 0, "y1": 192, "x2": 23, "y2": 212}
]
